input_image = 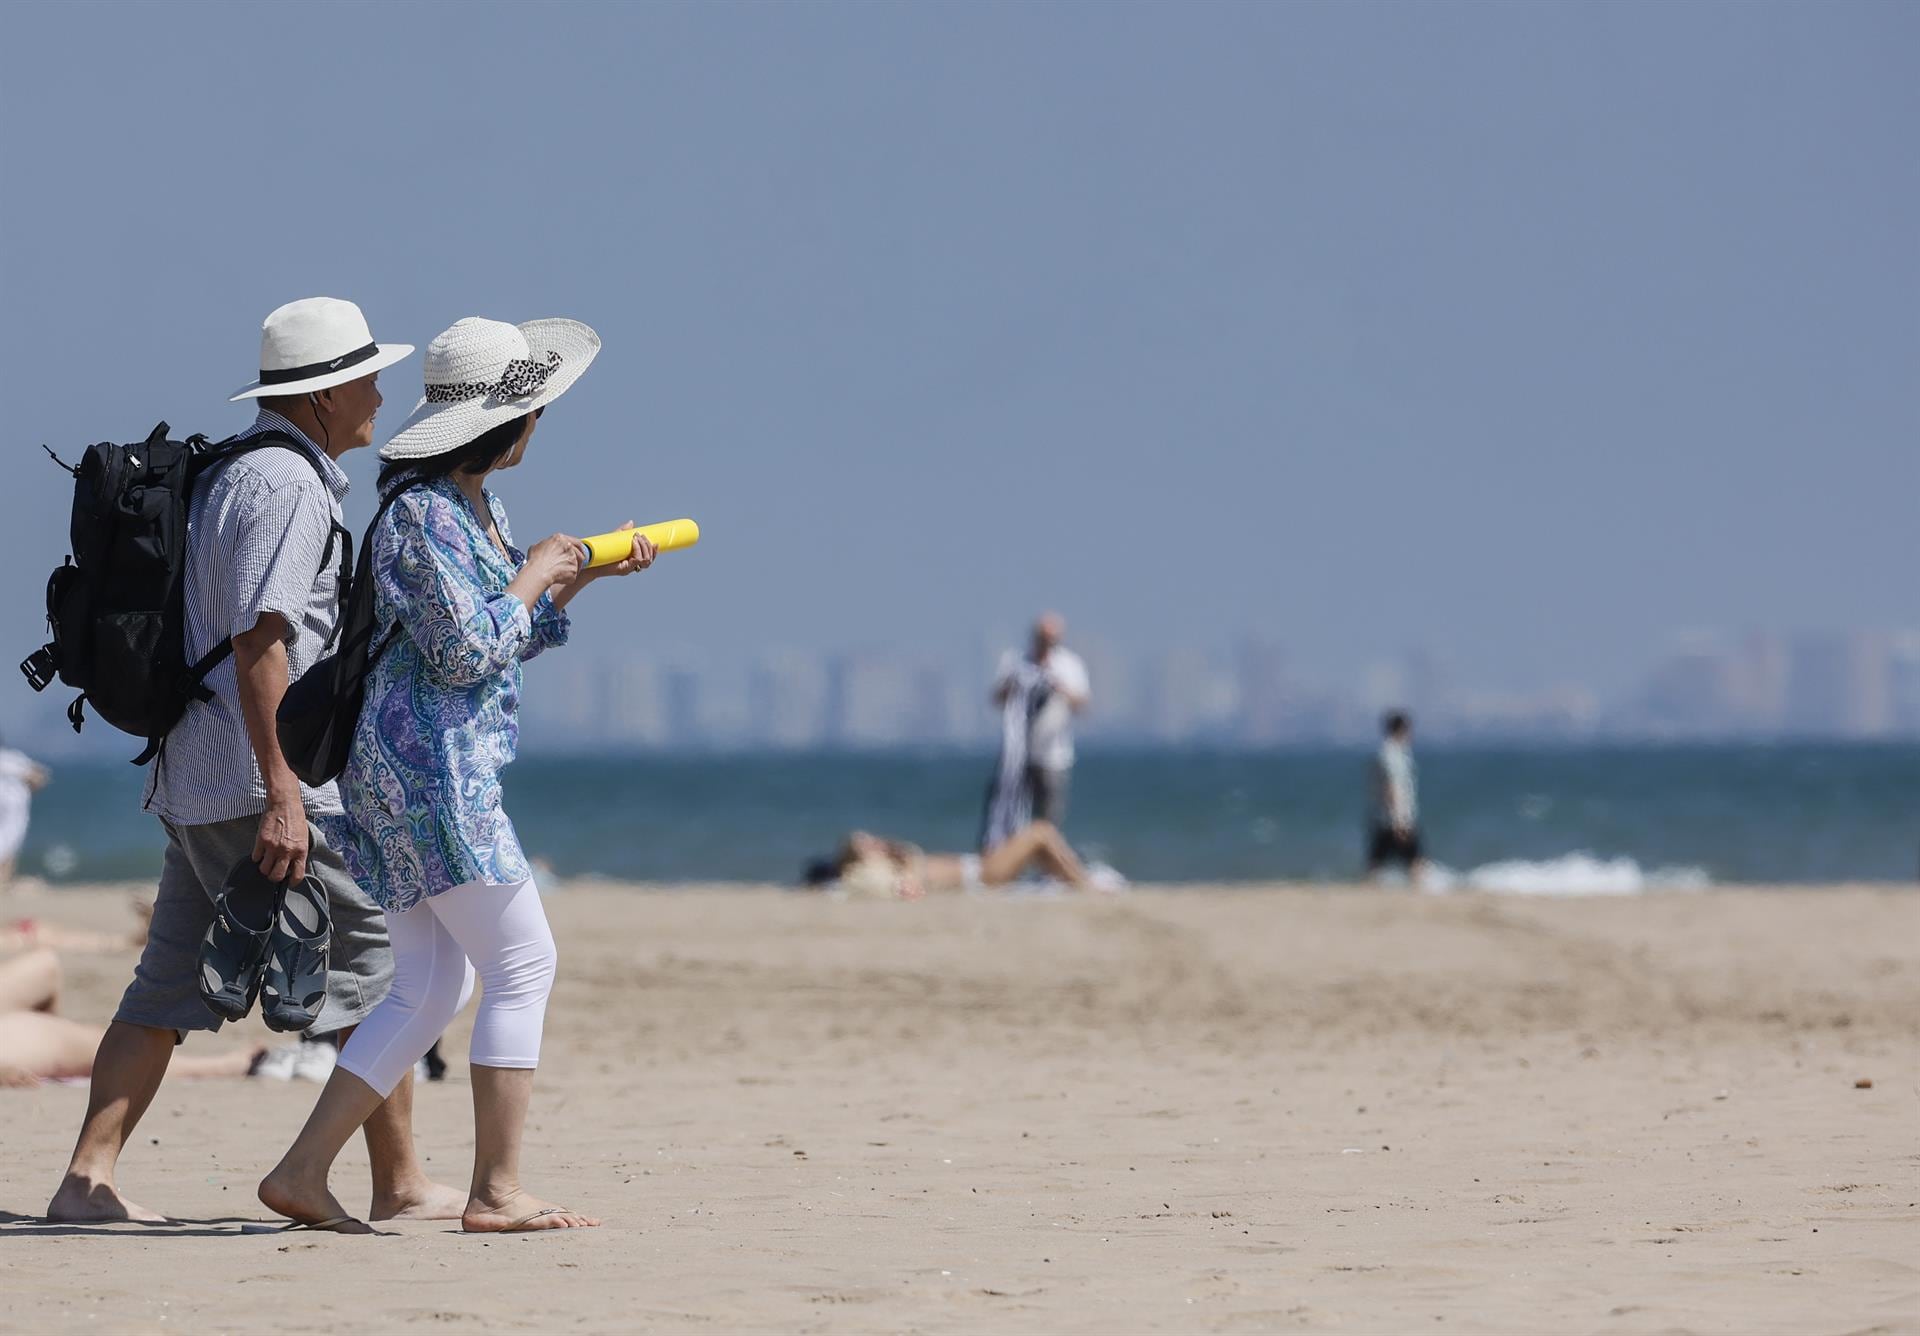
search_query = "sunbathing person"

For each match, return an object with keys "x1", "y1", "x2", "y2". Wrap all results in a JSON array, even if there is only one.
[
  {"x1": 0, "y1": 948, "x2": 62, "y2": 1013},
  {"x1": 805, "y1": 822, "x2": 1089, "y2": 899},
  {"x1": 0, "y1": 904, "x2": 150, "y2": 955},
  {"x1": 0, "y1": 950, "x2": 262, "y2": 1086}
]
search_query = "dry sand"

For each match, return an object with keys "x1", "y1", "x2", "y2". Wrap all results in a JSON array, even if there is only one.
[{"x1": 1, "y1": 881, "x2": 1915, "y2": 1335}]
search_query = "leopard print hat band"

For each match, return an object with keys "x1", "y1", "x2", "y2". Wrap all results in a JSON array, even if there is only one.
[
  {"x1": 378, "y1": 317, "x2": 602, "y2": 462},
  {"x1": 422, "y1": 350, "x2": 563, "y2": 404}
]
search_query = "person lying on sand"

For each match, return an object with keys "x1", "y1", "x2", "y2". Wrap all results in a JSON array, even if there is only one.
[
  {"x1": 804, "y1": 822, "x2": 1090, "y2": 899},
  {"x1": 0, "y1": 950, "x2": 262, "y2": 1087},
  {"x1": 0, "y1": 900, "x2": 151, "y2": 955}
]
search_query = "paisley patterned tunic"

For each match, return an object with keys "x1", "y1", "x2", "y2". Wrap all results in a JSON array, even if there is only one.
[{"x1": 317, "y1": 476, "x2": 568, "y2": 912}]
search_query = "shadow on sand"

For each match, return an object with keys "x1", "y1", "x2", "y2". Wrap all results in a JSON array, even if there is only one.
[{"x1": 0, "y1": 1209, "x2": 312, "y2": 1240}]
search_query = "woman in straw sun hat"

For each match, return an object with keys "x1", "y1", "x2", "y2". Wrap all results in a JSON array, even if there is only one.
[{"x1": 261, "y1": 316, "x2": 655, "y2": 1234}]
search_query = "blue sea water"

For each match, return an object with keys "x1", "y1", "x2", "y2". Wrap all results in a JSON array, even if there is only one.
[{"x1": 17, "y1": 743, "x2": 1918, "y2": 889}]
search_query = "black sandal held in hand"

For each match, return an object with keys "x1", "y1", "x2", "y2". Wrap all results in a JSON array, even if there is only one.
[
  {"x1": 261, "y1": 873, "x2": 332, "y2": 1033},
  {"x1": 197, "y1": 858, "x2": 286, "y2": 1022}
]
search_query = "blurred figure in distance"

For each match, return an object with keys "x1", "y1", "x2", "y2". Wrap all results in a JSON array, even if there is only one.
[
  {"x1": 981, "y1": 612, "x2": 1089, "y2": 853},
  {"x1": 1367, "y1": 710, "x2": 1426, "y2": 886}
]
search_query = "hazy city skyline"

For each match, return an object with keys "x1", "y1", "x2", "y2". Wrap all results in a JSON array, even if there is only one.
[
  {"x1": 15, "y1": 621, "x2": 1911, "y2": 758},
  {"x1": 3, "y1": 3, "x2": 1913, "y2": 748},
  {"x1": 527, "y1": 624, "x2": 1920, "y2": 750}
]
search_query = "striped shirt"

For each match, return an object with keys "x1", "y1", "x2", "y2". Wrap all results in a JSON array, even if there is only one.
[{"x1": 145, "y1": 410, "x2": 351, "y2": 824}]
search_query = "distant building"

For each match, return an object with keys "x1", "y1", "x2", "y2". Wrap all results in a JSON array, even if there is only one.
[
  {"x1": 1785, "y1": 632, "x2": 1891, "y2": 738},
  {"x1": 819, "y1": 653, "x2": 936, "y2": 748},
  {"x1": 663, "y1": 669, "x2": 703, "y2": 747},
  {"x1": 821, "y1": 655, "x2": 852, "y2": 748},
  {"x1": 1234, "y1": 639, "x2": 1290, "y2": 744},
  {"x1": 1889, "y1": 634, "x2": 1920, "y2": 736},
  {"x1": 748, "y1": 653, "x2": 827, "y2": 749},
  {"x1": 1138, "y1": 649, "x2": 1238, "y2": 744},
  {"x1": 1726, "y1": 632, "x2": 1789, "y2": 733},
  {"x1": 602, "y1": 659, "x2": 667, "y2": 747},
  {"x1": 905, "y1": 664, "x2": 951, "y2": 745},
  {"x1": 519, "y1": 657, "x2": 601, "y2": 748},
  {"x1": 1453, "y1": 686, "x2": 1599, "y2": 740},
  {"x1": 1068, "y1": 634, "x2": 1121, "y2": 743},
  {"x1": 1632, "y1": 636, "x2": 1739, "y2": 736}
]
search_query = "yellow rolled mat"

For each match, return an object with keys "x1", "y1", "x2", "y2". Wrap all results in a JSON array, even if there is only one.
[{"x1": 580, "y1": 518, "x2": 701, "y2": 568}]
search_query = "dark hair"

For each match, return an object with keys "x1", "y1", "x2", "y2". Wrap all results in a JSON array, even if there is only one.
[
  {"x1": 799, "y1": 833, "x2": 914, "y2": 888},
  {"x1": 378, "y1": 411, "x2": 535, "y2": 492},
  {"x1": 1383, "y1": 710, "x2": 1411, "y2": 738},
  {"x1": 801, "y1": 835, "x2": 862, "y2": 887},
  {"x1": 257, "y1": 393, "x2": 308, "y2": 417}
]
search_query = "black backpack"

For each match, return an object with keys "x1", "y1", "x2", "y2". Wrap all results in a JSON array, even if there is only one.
[
  {"x1": 275, "y1": 478, "x2": 420, "y2": 787},
  {"x1": 21, "y1": 421, "x2": 349, "y2": 764}
]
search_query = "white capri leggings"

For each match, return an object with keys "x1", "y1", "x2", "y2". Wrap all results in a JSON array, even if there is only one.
[{"x1": 338, "y1": 877, "x2": 556, "y2": 1099}]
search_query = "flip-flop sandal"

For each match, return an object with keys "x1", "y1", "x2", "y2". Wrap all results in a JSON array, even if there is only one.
[
  {"x1": 197, "y1": 859, "x2": 286, "y2": 1022},
  {"x1": 484, "y1": 1207, "x2": 580, "y2": 1233},
  {"x1": 261, "y1": 873, "x2": 332, "y2": 1033},
  {"x1": 282, "y1": 1215, "x2": 368, "y2": 1233},
  {"x1": 239, "y1": 1214, "x2": 371, "y2": 1235}
]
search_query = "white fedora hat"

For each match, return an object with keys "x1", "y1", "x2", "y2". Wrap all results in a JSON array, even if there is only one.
[
  {"x1": 229, "y1": 297, "x2": 414, "y2": 401},
  {"x1": 379, "y1": 317, "x2": 600, "y2": 462}
]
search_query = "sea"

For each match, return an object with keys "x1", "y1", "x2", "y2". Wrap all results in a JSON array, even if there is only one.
[{"x1": 18, "y1": 742, "x2": 1917, "y2": 892}]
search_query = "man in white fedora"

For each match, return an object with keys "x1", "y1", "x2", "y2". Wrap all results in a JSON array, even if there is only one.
[{"x1": 48, "y1": 298, "x2": 466, "y2": 1225}]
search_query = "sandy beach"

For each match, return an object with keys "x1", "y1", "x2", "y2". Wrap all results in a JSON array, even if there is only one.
[{"x1": 1, "y1": 881, "x2": 1914, "y2": 1334}]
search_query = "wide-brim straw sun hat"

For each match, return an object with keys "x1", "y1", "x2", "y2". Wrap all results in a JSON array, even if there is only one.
[
  {"x1": 379, "y1": 316, "x2": 600, "y2": 461},
  {"x1": 229, "y1": 297, "x2": 414, "y2": 401}
]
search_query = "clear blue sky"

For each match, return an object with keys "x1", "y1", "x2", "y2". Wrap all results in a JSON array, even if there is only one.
[{"x1": 1, "y1": 0, "x2": 1913, "y2": 734}]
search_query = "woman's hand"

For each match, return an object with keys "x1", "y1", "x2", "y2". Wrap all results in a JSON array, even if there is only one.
[
  {"x1": 596, "y1": 523, "x2": 659, "y2": 578},
  {"x1": 547, "y1": 523, "x2": 656, "y2": 610},
  {"x1": 525, "y1": 533, "x2": 585, "y2": 587},
  {"x1": 508, "y1": 533, "x2": 583, "y2": 611}
]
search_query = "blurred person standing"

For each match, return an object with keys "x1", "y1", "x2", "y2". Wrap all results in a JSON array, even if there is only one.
[
  {"x1": 0, "y1": 740, "x2": 50, "y2": 890},
  {"x1": 981, "y1": 613, "x2": 1089, "y2": 851},
  {"x1": 1366, "y1": 710, "x2": 1426, "y2": 884}
]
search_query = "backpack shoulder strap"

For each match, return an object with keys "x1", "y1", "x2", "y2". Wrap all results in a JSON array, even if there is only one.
[
  {"x1": 203, "y1": 428, "x2": 329, "y2": 477},
  {"x1": 179, "y1": 430, "x2": 353, "y2": 691},
  {"x1": 224, "y1": 430, "x2": 351, "y2": 577}
]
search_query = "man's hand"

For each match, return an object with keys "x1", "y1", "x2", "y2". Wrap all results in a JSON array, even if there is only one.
[
  {"x1": 254, "y1": 792, "x2": 309, "y2": 885},
  {"x1": 232, "y1": 612, "x2": 308, "y2": 885}
]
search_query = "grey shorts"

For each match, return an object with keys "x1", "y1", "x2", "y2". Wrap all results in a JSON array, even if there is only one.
[
  {"x1": 1026, "y1": 765, "x2": 1070, "y2": 828},
  {"x1": 116, "y1": 814, "x2": 392, "y2": 1039}
]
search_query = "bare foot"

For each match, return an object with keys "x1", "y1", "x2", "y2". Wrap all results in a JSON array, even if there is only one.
[
  {"x1": 462, "y1": 1190, "x2": 600, "y2": 1233},
  {"x1": 371, "y1": 1179, "x2": 469, "y2": 1222},
  {"x1": 47, "y1": 1174, "x2": 168, "y2": 1223},
  {"x1": 258, "y1": 1166, "x2": 373, "y2": 1234}
]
